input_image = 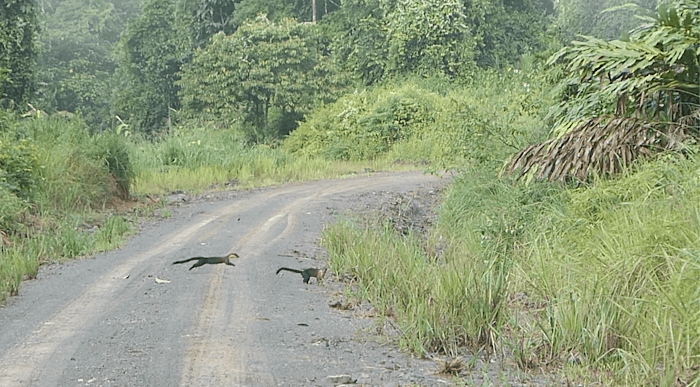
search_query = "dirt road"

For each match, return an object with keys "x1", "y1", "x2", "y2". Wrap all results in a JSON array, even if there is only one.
[{"x1": 0, "y1": 171, "x2": 449, "y2": 387}]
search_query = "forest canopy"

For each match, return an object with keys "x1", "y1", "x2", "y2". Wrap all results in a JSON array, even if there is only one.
[{"x1": 2, "y1": 0, "x2": 567, "y2": 133}]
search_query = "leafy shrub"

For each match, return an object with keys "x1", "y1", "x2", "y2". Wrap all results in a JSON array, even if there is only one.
[
  {"x1": 287, "y1": 70, "x2": 551, "y2": 167},
  {"x1": 285, "y1": 82, "x2": 443, "y2": 160},
  {"x1": 510, "y1": 0, "x2": 700, "y2": 183},
  {"x1": 384, "y1": 0, "x2": 476, "y2": 78},
  {"x1": 409, "y1": 69, "x2": 553, "y2": 169}
]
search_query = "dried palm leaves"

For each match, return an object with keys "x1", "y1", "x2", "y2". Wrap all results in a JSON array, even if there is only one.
[{"x1": 506, "y1": 116, "x2": 689, "y2": 183}]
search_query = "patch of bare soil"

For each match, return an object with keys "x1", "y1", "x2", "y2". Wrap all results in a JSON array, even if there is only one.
[{"x1": 359, "y1": 185, "x2": 442, "y2": 237}]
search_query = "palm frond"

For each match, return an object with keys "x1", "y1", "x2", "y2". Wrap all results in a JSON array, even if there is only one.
[{"x1": 506, "y1": 116, "x2": 691, "y2": 183}]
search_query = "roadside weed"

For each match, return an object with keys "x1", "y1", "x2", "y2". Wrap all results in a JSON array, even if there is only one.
[
  {"x1": 323, "y1": 154, "x2": 700, "y2": 385},
  {"x1": 94, "y1": 215, "x2": 133, "y2": 251}
]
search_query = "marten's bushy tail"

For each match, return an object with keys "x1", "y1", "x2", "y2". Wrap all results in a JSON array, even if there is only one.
[{"x1": 276, "y1": 267, "x2": 302, "y2": 275}]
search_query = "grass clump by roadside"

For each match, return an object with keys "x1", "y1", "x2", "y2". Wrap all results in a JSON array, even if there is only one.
[
  {"x1": 518, "y1": 154, "x2": 700, "y2": 385},
  {"x1": 1, "y1": 114, "x2": 136, "y2": 300},
  {"x1": 322, "y1": 152, "x2": 700, "y2": 385},
  {"x1": 324, "y1": 216, "x2": 513, "y2": 356}
]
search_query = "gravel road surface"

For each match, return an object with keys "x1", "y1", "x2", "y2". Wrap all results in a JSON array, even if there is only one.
[{"x1": 0, "y1": 171, "x2": 451, "y2": 387}]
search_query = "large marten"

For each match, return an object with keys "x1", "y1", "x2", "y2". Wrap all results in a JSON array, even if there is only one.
[{"x1": 172, "y1": 253, "x2": 239, "y2": 270}]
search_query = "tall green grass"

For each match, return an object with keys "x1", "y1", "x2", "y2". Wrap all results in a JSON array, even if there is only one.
[
  {"x1": 1, "y1": 116, "x2": 135, "y2": 300},
  {"x1": 13, "y1": 117, "x2": 132, "y2": 213},
  {"x1": 324, "y1": 217, "x2": 513, "y2": 356},
  {"x1": 0, "y1": 213, "x2": 135, "y2": 299},
  {"x1": 519, "y1": 155, "x2": 700, "y2": 385},
  {"x1": 127, "y1": 125, "x2": 419, "y2": 194},
  {"x1": 322, "y1": 153, "x2": 700, "y2": 385}
]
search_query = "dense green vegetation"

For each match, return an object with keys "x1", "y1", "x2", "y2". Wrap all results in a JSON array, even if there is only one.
[
  {"x1": 325, "y1": 153, "x2": 700, "y2": 385},
  {"x1": 1, "y1": 0, "x2": 38, "y2": 108},
  {"x1": 178, "y1": 16, "x2": 348, "y2": 142},
  {"x1": 2, "y1": 0, "x2": 699, "y2": 384},
  {"x1": 0, "y1": 111, "x2": 134, "y2": 296},
  {"x1": 285, "y1": 70, "x2": 550, "y2": 167}
]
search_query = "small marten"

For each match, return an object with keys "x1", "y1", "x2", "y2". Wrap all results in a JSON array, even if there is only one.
[
  {"x1": 275, "y1": 267, "x2": 325, "y2": 284},
  {"x1": 172, "y1": 253, "x2": 239, "y2": 270}
]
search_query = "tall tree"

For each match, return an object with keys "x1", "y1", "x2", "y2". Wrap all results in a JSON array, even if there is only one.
[
  {"x1": 0, "y1": 0, "x2": 38, "y2": 108},
  {"x1": 385, "y1": 0, "x2": 476, "y2": 77},
  {"x1": 322, "y1": 0, "x2": 387, "y2": 85},
  {"x1": 467, "y1": 0, "x2": 554, "y2": 68},
  {"x1": 113, "y1": 0, "x2": 190, "y2": 133},
  {"x1": 178, "y1": 16, "x2": 348, "y2": 141},
  {"x1": 183, "y1": 0, "x2": 241, "y2": 48},
  {"x1": 36, "y1": 0, "x2": 123, "y2": 127}
]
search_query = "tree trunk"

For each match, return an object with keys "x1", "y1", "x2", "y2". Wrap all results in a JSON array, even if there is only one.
[{"x1": 312, "y1": 0, "x2": 316, "y2": 22}]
